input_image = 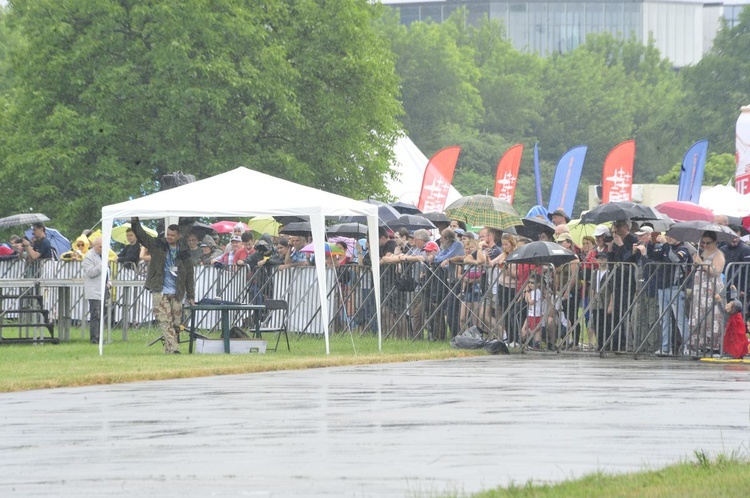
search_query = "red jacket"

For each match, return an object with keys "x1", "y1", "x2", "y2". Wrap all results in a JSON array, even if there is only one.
[{"x1": 724, "y1": 312, "x2": 749, "y2": 359}]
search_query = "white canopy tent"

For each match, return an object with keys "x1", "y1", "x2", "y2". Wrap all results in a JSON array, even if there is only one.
[{"x1": 99, "y1": 167, "x2": 383, "y2": 355}]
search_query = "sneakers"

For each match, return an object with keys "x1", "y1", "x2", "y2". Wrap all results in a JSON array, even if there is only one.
[{"x1": 654, "y1": 348, "x2": 673, "y2": 355}]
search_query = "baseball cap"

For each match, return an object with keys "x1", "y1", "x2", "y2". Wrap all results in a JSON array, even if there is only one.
[
  {"x1": 199, "y1": 242, "x2": 209, "y2": 248},
  {"x1": 592, "y1": 225, "x2": 610, "y2": 237},
  {"x1": 454, "y1": 228, "x2": 466, "y2": 236},
  {"x1": 230, "y1": 236, "x2": 242, "y2": 242},
  {"x1": 424, "y1": 241, "x2": 439, "y2": 252},
  {"x1": 595, "y1": 250, "x2": 609, "y2": 260},
  {"x1": 634, "y1": 226, "x2": 654, "y2": 236},
  {"x1": 554, "y1": 232, "x2": 573, "y2": 243}
]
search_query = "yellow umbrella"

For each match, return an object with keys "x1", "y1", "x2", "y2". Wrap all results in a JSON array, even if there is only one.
[
  {"x1": 110, "y1": 223, "x2": 157, "y2": 244},
  {"x1": 567, "y1": 219, "x2": 611, "y2": 246},
  {"x1": 247, "y1": 215, "x2": 281, "y2": 237}
]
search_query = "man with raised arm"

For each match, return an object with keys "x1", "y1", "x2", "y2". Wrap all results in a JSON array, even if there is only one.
[{"x1": 131, "y1": 218, "x2": 195, "y2": 354}]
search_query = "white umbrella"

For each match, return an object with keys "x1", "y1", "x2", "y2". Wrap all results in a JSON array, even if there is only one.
[{"x1": 699, "y1": 185, "x2": 750, "y2": 217}]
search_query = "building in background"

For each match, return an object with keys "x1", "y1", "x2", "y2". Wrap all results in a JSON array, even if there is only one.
[{"x1": 382, "y1": 0, "x2": 750, "y2": 67}]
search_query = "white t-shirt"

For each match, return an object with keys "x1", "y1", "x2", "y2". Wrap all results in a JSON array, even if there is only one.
[{"x1": 527, "y1": 288, "x2": 542, "y2": 317}]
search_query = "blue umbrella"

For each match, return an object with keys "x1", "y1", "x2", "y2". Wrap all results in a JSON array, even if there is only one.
[{"x1": 24, "y1": 227, "x2": 72, "y2": 259}]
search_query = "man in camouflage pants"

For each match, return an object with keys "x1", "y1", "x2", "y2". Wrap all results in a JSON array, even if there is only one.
[{"x1": 132, "y1": 217, "x2": 195, "y2": 354}]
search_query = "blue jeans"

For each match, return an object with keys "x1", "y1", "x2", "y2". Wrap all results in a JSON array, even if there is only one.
[{"x1": 657, "y1": 286, "x2": 687, "y2": 351}]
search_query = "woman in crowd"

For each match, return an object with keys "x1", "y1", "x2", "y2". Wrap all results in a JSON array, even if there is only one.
[
  {"x1": 554, "y1": 232, "x2": 582, "y2": 349},
  {"x1": 491, "y1": 233, "x2": 519, "y2": 343},
  {"x1": 689, "y1": 231, "x2": 726, "y2": 352},
  {"x1": 459, "y1": 234, "x2": 482, "y2": 327},
  {"x1": 579, "y1": 235, "x2": 598, "y2": 345}
]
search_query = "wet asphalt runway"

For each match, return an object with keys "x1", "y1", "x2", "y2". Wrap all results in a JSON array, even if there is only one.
[{"x1": 1, "y1": 355, "x2": 749, "y2": 497}]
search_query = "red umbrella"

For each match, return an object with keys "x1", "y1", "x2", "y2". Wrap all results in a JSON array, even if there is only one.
[
  {"x1": 210, "y1": 220, "x2": 248, "y2": 234},
  {"x1": 655, "y1": 201, "x2": 714, "y2": 222}
]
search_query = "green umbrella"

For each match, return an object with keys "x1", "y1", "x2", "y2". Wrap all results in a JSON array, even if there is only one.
[{"x1": 445, "y1": 195, "x2": 522, "y2": 230}]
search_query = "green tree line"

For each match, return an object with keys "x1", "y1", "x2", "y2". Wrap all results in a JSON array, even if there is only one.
[
  {"x1": 383, "y1": 7, "x2": 750, "y2": 218},
  {"x1": 1, "y1": 2, "x2": 750, "y2": 234}
]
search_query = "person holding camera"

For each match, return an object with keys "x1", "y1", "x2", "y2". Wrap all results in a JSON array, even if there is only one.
[
  {"x1": 22, "y1": 222, "x2": 54, "y2": 261},
  {"x1": 648, "y1": 233, "x2": 690, "y2": 355}
]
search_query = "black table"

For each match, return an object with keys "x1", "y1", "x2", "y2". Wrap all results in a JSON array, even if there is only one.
[{"x1": 185, "y1": 303, "x2": 266, "y2": 354}]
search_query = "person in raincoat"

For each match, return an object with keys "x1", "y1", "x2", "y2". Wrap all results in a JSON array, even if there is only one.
[{"x1": 61, "y1": 235, "x2": 90, "y2": 261}]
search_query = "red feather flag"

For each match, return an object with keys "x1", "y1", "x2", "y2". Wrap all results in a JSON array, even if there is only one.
[
  {"x1": 417, "y1": 146, "x2": 461, "y2": 213},
  {"x1": 493, "y1": 144, "x2": 524, "y2": 203},
  {"x1": 601, "y1": 140, "x2": 636, "y2": 204}
]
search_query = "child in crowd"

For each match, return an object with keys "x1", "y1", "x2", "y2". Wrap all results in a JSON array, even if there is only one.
[
  {"x1": 716, "y1": 287, "x2": 750, "y2": 359},
  {"x1": 521, "y1": 274, "x2": 543, "y2": 350},
  {"x1": 589, "y1": 251, "x2": 613, "y2": 351}
]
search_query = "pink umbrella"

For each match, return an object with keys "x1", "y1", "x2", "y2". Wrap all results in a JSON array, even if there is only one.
[
  {"x1": 300, "y1": 242, "x2": 345, "y2": 256},
  {"x1": 655, "y1": 201, "x2": 714, "y2": 223},
  {"x1": 210, "y1": 220, "x2": 248, "y2": 234},
  {"x1": 327, "y1": 236, "x2": 356, "y2": 258}
]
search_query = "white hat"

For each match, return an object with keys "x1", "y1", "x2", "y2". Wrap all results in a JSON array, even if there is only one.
[
  {"x1": 634, "y1": 226, "x2": 654, "y2": 236},
  {"x1": 592, "y1": 225, "x2": 610, "y2": 237}
]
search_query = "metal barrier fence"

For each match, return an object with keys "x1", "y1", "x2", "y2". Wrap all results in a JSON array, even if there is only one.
[{"x1": 0, "y1": 258, "x2": 745, "y2": 357}]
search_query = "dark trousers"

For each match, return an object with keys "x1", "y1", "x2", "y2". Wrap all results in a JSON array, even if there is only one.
[{"x1": 89, "y1": 299, "x2": 101, "y2": 343}]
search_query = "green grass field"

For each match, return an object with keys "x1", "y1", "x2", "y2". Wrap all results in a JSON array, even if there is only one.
[
  {"x1": 471, "y1": 451, "x2": 750, "y2": 498},
  {"x1": 0, "y1": 326, "x2": 476, "y2": 392}
]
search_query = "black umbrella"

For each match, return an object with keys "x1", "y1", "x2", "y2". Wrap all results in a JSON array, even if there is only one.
[
  {"x1": 0, "y1": 213, "x2": 50, "y2": 229},
  {"x1": 421, "y1": 212, "x2": 450, "y2": 224},
  {"x1": 326, "y1": 222, "x2": 368, "y2": 239},
  {"x1": 579, "y1": 201, "x2": 657, "y2": 224},
  {"x1": 505, "y1": 241, "x2": 577, "y2": 266},
  {"x1": 389, "y1": 201, "x2": 422, "y2": 215},
  {"x1": 640, "y1": 213, "x2": 674, "y2": 233},
  {"x1": 665, "y1": 220, "x2": 736, "y2": 243},
  {"x1": 188, "y1": 221, "x2": 218, "y2": 238},
  {"x1": 339, "y1": 200, "x2": 401, "y2": 226},
  {"x1": 388, "y1": 214, "x2": 436, "y2": 231},
  {"x1": 274, "y1": 215, "x2": 308, "y2": 225},
  {"x1": 279, "y1": 221, "x2": 312, "y2": 236},
  {"x1": 515, "y1": 217, "x2": 556, "y2": 239}
]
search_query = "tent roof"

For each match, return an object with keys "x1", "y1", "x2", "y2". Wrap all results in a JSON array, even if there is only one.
[{"x1": 102, "y1": 166, "x2": 378, "y2": 220}]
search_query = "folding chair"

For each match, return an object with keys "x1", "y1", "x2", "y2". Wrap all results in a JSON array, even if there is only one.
[{"x1": 253, "y1": 299, "x2": 290, "y2": 352}]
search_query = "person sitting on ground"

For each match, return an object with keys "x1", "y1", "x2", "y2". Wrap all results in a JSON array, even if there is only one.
[{"x1": 117, "y1": 227, "x2": 142, "y2": 267}]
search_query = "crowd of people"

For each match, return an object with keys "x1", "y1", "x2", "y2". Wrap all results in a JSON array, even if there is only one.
[
  {"x1": 2, "y1": 212, "x2": 749, "y2": 358},
  {"x1": 355, "y1": 212, "x2": 750, "y2": 358}
]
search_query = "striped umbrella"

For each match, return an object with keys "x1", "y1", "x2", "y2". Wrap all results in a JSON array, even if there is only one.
[{"x1": 445, "y1": 195, "x2": 522, "y2": 230}]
